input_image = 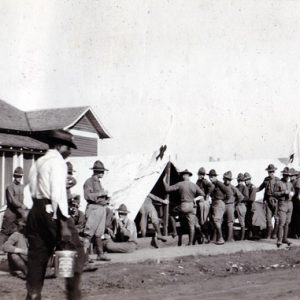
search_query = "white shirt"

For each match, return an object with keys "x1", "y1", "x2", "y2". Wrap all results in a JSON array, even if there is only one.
[{"x1": 29, "y1": 149, "x2": 69, "y2": 219}]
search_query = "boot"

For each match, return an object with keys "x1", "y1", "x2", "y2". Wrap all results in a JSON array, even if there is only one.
[
  {"x1": 215, "y1": 227, "x2": 225, "y2": 245},
  {"x1": 267, "y1": 226, "x2": 273, "y2": 239},
  {"x1": 153, "y1": 222, "x2": 167, "y2": 242},
  {"x1": 271, "y1": 221, "x2": 278, "y2": 239},
  {"x1": 240, "y1": 227, "x2": 245, "y2": 241},
  {"x1": 227, "y1": 224, "x2": 234, "y2": 242},
  {"x1": 187, "y1": 227, "x2": 195, "y2": 246},
  {"x1": 282, "y1": 224, "x2": 292, "y2": 246},
  {"x1": 95, "y1": 237, "x2": 111, "y2": 261},
  {"x1": 169, "y1": 216, "x2": 178, "y2": 238}
]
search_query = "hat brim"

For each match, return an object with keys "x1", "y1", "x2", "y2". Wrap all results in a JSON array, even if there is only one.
[
  {"x1": 13, "y1": 173, "x2": 24, "y2": 177},
  {"x1": 117, "y1": 210, "x2": 130, "y2": 214},
  {"x1": 265, "y1": 168, "x2": 277, "y2": 171},
  {"x1": 207, "y1": 173, "x2": 218, "y2": 176},
  {"x1": 244, "y1": 177, "x2": 251, "y2": 180},
  {"x1": 90, "y1": 168, "x2": 108, "y2": 171},
  {"x1": 180, "y1": 172, "x2": 193, "y2": 176},
  {"x1": 223, "y1": 177, "x2": 233, "y2": 181}
]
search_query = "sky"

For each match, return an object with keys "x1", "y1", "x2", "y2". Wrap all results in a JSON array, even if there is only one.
[{"x1": 0, "y1": 0, "x2": 300, "y2": 162}]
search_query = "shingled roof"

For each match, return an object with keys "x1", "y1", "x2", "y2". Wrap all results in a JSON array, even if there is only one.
[
  {"x1": 0, "y1": 100, "x2": 30, "y2": 131},
  {"x1": 26, "y1": 106, "x2": 110, "y2": 138},
  {"x1": 0, "y1": 99, "x2": 111, "y2": 139}
]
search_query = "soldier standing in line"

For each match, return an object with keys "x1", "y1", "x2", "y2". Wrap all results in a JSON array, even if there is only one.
[
  {"x1": 163, "y1": 169, "x2": 205, "y2": 246},
  {"x1": 207, "y1": 169, "x2": 231, "y2": 245},
  {"x1": 273, "y1": 167, "x2": 294, "y2": 248},
  {"x1": 195, "y1": 167, "x2": 214, "y2": 243},
  {"x1": 236, "y1": 173, "x2": 248, "y2": 240},
  {"x1": 257, "y1": 164, "x2": 280, "y2": 239},
  {"x1": 243, "y1": 172, "x2": 257, "y2": 239},
  {"x1": 83, "y1": 160, "x2": 111, "y2": 261},
  {"x1": 289, "y1": 168, "x2": 300, "y2": 238},
  {"x1": 223, "y1": 171, "x2": 244, "y2": 242},
  {"x1": 0, "y1": 167, "x2": 27, "y2": 247}
]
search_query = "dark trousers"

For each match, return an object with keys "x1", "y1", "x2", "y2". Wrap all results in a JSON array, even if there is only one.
[
  {"x1": 8, "y1": 253, "x2": 27, "y2": 275},
  {"x1": 26, "y1": 200, "x2": 84, "y2": 300}
]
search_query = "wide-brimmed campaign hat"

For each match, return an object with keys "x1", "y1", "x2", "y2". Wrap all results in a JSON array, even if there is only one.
[
  {"x1": 180, "y1": 169, "x2": 193, "y2": 177},
  {"x1": 117, "y1": 204, "x2": 130, "y2": 214},
  {"x1": 66, "y1": 161, "x2": 75, "y2": 174},
  {"x1": 197, "y1": 167, "x2": 206, "y2": 175},
  {"x1": 265, "y1": 164, "x2": 277, "y2": 172},
  {"x1": 90, "y1": 160, "x2": 108, "y2": 172},
  {"x1": 237, "y1": 173, "x2": 244, "y2": 182},
  {"x1": 223, "y1": 171, "x2": 233, "y2": 181},
  {"x1": 289, "y1": 168, "x2": 298, "y2": 177},
  {"x1": 243, "y1": 172, "x2": 252, "y2": 181},
  {"x1": 46, "y1": 129, "x2": 77, "y2": 149},
  {"x1": 207, "y1": 169, "x2": 218, "y2": 177},
  {"x1": 281, "y1": 167, "x2": 290, "y2": 176},
  {"x1": 13, "y1": 167, "x2": 24, "y2": 177}
]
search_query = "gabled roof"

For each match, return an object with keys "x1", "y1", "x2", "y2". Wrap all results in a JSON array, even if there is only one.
[
  {"x1": 0, "y1": 99, "x2": 30, "y2": 131},
  {"x1": 26, "y1": 106, "x2": 111, "y2": 138},
  {"x1": 0, "y1": 100, "x2": 111, "y2": 139}
]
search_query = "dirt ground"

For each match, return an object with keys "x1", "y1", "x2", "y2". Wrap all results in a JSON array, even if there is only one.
[{"x1": 1, "y1": 246, "x2": 300, "y2": 300}]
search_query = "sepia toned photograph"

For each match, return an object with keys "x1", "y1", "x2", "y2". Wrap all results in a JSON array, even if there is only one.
[{"x1": 0, "y1": 1, "x2": 300, "y2": 299}]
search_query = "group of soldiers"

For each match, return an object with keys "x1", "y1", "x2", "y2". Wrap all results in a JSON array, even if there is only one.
[
  {"x1": 140, "y1": 163, "x2": 300, "y2": 249},
  {"x1": 158, "y1": 164, "x2": 300, "y2": 247}
]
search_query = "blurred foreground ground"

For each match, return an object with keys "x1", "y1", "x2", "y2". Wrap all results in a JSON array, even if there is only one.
[{"x1": 1, "y1": 238, "x2": 300, "y2": 300}]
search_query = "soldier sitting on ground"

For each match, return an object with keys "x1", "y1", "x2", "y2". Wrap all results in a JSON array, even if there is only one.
[
  {"x1": 2, "y1": 218, "x2": 55, "y2": 280},
  {"x1": 104, "y1": 204, "x2": 138, "y2": 253}
]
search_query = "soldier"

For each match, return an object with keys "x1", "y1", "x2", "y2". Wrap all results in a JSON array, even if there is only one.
[
  {"x1": 104, "y1": 204, "x2": 138, "y2": 253},
  {"x1": 66, "y1": 161, "x2": 77, "y2": 202},
  {"x1": 274, "y1": 167, "x2": 294, "y2": 247},
  {"x1": 83, "y1": 160, "x2": 111, "y2": 261},
  {"x1": 290, "y1": 168, "x2": 300, "y2": 238},
  {"x1": 164, "y1": 169, "x2": 205, "y2": 246},
  {"x1": 243, "y1": 172, "x2": 257, "y2": 239},
  {"x1": 208, "y1": 169, "x2": 231, "y2": 245},
  {"x1": 196, "y1": 167, "x2": 214, "y2": 243},
  {"x1": 236, "y1": 173, "x2": 248, "y2": 240},
  {"x1": 257, "y1": 164, "x2": 280, "y2": 239},
  {"x1": 223, "y1": 171, "x2": 244, "y2": 242},
  {"x1": 139, "y1": 193, "x2": 168, "y2": 248},
  {"x1": 0, "y1": 167, "x2": 27, "y2": 247}
]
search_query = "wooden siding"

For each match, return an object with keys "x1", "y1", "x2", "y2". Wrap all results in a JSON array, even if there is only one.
[
  {"x1": 71, "y1": 135, "x2": 98, "y2": 157},
  {"x1": 72, "y1": 115, "x2": 98, "y2": 134}
]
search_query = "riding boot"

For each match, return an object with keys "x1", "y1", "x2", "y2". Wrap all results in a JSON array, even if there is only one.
[
  {"x1": 227, "y1": 224, "x2": 234, "y2": 242},
  {"x1": 282, "y1": 224, "x2": 292, "y2": 246},
  {"x1": 240, "y1": 227, "x2": 245, "y2": 241},
  {"x1": 153, "y1": 222, "x2": 167, "y2": 242},
  {"x1": 267, "y1": 226, "x2": 273, "y2": 239},
  {"x1": 187, "y1": 227, "x2": 195, "y2": 246},
  {"x1": 169, "y1": 216, "x2": 178, "y2": 238},
  {"x1": 271, "y1": 220, "x2": 278, "y2": 239},
  {"x1": 95, "y1": 237, "x2": 111, "y2": 261},
  {"x1": 215, "y1": 227, "x2": 225, "y2": 245}
]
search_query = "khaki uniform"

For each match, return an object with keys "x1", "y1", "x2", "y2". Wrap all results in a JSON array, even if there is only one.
[{"x1": 274, "y1": 179, "x2": 294, "y2": 244}]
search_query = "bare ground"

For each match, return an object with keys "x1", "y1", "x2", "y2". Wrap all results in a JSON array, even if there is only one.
[{"x1": 1, "y1": 245, "x2": 300, "y2": 300}]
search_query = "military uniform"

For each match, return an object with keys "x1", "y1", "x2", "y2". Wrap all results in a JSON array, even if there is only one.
[
  {"x1": 290, "y1": 173, "x2": 300, "y2": 238},
  {"x1": 165, "y1": 170, "x2": 205, "y2": 245},
  {"x1": 258, "y1": 173, "x2": 280, "y2": 238},
  {"x1": 274, "y1": 172, "x2": 294, "y2": 246}
]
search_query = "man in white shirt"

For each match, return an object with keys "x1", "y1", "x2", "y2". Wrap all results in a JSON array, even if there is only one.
[{"x1": 26, "y1": 129, "x2": 84, "y2": 300}]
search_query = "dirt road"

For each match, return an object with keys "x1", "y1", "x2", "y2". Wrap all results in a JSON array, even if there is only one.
[{"x1": 1, "y1": 247, "x2": 300, "y2": 299}]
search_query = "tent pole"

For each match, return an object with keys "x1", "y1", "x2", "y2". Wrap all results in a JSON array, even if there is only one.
[{"x1": 163, "y1": 161, "x2": 171, "y2": 236}]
